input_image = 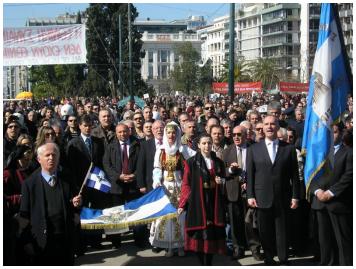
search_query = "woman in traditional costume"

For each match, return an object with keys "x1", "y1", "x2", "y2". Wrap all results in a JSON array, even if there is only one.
[
  {"x1": 150, "y1": 121, "x2": 195, "y2": 257},
  {"x1": 178, "y1": 134, "x2": 226, "y2": 265}
]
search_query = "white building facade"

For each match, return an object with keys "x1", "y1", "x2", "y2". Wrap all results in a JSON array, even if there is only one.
[{"x1": 136, "y1": 20, "x2": 202, "y2": 94}]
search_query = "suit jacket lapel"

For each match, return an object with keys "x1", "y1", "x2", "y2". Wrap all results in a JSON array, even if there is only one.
[
  {"x1": 80, "y1": 137, "x2": 91, "y2": 160},
  {"x1": 260, "y1": 141, "x2": 273, "y2": 166},
  {"x1": 273, "y1": 142, "x2": 283, "y2": 165},
  {"x1": 35, "y1": 172, "x2": 46, "y2": 220},
  {"x1": 129, "y1": 139, "x2": 137, "y2": 157},
  {"x1": 116, "y1": 140, "x2": 122, "y2": 164},
  {"x1": 149, "y1": 139, "x2": 156, "y2": 153},
  {"x1": 230, "y1": 145, "x2": 238, "y2": 163}
]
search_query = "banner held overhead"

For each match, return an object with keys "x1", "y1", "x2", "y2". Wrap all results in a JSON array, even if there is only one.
[{"x1": 3, "y1": 24, "x2": 87, "y2": 66}]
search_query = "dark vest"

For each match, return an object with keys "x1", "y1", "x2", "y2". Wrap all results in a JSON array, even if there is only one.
[{"x1": 42, "y1": 180, "x2": 65, "y2": 235}]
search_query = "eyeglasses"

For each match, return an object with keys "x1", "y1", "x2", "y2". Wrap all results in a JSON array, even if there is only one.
[
  {"x1": 255, "y1": 128, "x2": 263, "y2": 132},
  {"x1": 232, "y1": 133, "x2": 242, "y2": 137},
  {"x1": 8, "y1": 125, "x2": 19, "y2": 129},
  {"x1": 205, "y1": 106, "x2": 214, "y2": 110},
  {"x1": 45, "y1": 132, "x2": 55, "y2": 138},
  {"x1": 68, "y1": 119, "x2": 77, "y2": 122},
  {"x1": 134, "y1": 118, "x2": 143, "y2": 121}
]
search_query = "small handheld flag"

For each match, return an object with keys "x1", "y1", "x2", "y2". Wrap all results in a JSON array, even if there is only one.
[{"x1": 86, "y1": 166, "x2": 111, "y2": 193}]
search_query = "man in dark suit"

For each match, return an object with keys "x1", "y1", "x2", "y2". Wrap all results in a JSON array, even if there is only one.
[
  {"x1": 136, "y1": 120, "x2": 164, "y2": 193},
  {"x1": 309, "y1": 123, "x2": 352, "y2": 265},
  {"x1": 19, "y1": 143, "x2": 82, "y2": 265},
  {"x1": 223, "y1": 126, "x2": 262, "y2": 261},
  {"x1": 103, "y1": 123, "x2": 145, "y2": 248},
  {"x1": 66, "y1": 114, "x2": 106, "y2": 207},
  {"x1": 247, "y1": 115, "x2": 300, "y2": 265},
  {"x1": 66, "y1": 114, "x2": 107, "y2": 250}
]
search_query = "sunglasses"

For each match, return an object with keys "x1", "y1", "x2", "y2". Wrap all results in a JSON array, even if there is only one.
[
  {"x1": 45, "y1": 132, "x2": 55, "y2": 138},
  {"x1": 134, "y1": 118, "x2": 143, "y2": 121},
  {"x1": 205, "y1": 107, "x2": 214, "y2": 110},
  {"x1": 255, "y1": 128, "x2": 263, "y2": 132},
  {"x1": 232, "y1": 133, "x2": 242, "y2": 137}
]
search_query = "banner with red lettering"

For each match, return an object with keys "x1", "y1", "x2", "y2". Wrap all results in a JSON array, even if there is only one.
[
  {"x1": 4, "y1": 24, "x2": 86, "y2": 66},
  {"x1": 212, "y1": 82, "x2": 262, "y2": 94},
  {"x1": 279, "y1": 82, "x2": 309, "y2": 93}
]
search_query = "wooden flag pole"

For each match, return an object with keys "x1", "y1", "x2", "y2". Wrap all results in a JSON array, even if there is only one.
[{"x1": 78, "y1": 162, "x2": 93, "y2": 196}]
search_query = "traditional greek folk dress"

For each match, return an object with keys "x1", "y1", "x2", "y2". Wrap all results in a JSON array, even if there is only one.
[
  {"x1": 149, "y1": 145, "x2": 195, "y2": 249},
  {"x1": 179, "y1": 152, "x2": 227, "y2": 254}
]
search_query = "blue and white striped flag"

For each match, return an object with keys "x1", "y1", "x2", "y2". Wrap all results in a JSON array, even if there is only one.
[
  {"x1": 302, "y1": 3, "x2": 351, "y2": 194},
  {"x1": 86, "y1": 166, "x2": 111, "y2": 193},
  {"x1": 80, "y1": 186, "x2": 177, "y2": 229}
]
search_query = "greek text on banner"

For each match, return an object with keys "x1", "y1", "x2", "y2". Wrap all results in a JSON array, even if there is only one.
[
  {"x1": 212, "y1": 82, "x2": 262, "y2": 94},
  {"x1": 3, "y1": 24, "x2": 87, "y2": 66}
]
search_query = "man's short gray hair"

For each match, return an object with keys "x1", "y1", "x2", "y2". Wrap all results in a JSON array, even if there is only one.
[{"x1": 37, "y1": 142, "x2": 60, "y2": 157}]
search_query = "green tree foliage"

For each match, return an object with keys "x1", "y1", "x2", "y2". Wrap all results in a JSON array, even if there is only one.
[
  {"x1": 30, "y1": 5, "x2": 146, "y2": 99},
  {"x1": 219, "y1": 57, "x2": 251, "y2": 83},
  {"x1": 85, "y1": 3, "x2": 146, "y2": 98},
  {"x1": 170, "y1": 42, "x2": 201, "y2": 96},
  {"x1": 196, "y1": 59, "x2": 214, "y2": 96},
  {"x1": 248, "y1": 57, "x2": 280, "y2": 90}
]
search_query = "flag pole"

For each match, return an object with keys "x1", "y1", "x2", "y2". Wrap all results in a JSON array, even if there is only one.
[{"x1": 78, "y1": 162, "x2": 93, "y2": 196}]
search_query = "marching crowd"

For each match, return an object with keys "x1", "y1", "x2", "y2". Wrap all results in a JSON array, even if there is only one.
[{"x1": 3, "y1": 92, "x2": 353, "y2": 266}]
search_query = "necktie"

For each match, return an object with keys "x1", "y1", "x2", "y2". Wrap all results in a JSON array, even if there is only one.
[
  {"x1": 122, "y1": 142, "x2": 129, "y2": 174},
  {"x1": 237, "y1": 147, "x2": 243, "y2": 169},
  {"x1": 85, "y1": 137, "x2": 92, "y2": 154},
  {"x1": 49, "y1": 175, "x2": 56, "y2": 187}
]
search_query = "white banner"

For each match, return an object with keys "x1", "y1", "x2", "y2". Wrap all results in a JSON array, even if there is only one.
[{"x1": 3, "y1": 24, "x2": 87, "y2": 66}]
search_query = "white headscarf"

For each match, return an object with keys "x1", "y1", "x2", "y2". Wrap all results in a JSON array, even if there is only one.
[{"x1": 162, "y1": 121, "x2": 182, "y2": 155}]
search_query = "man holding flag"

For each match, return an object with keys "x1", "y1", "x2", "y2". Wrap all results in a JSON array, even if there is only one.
[{"x1": 302, "y1": 3, "x2": 352, "y2": 266}]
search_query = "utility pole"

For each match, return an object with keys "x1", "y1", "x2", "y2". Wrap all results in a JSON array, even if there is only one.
[
  {"x1": 128, "y1": 3, "x2": 134, "y2": 102},
  {"x1": 118, "y1": 14, "x2": 123, "y2": 98},
  {"x1": 228, "y1": 3, "x2": 235, "y2": 102}
]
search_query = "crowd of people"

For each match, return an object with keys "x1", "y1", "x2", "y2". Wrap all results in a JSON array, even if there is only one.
[{"x1": 3, "y1": 92, "x2": 353, "y2": 266}]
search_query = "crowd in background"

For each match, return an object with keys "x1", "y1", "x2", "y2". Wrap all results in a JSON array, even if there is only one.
[{"x1": 3, "y1": 92, "x2": 353, "y2": 265}]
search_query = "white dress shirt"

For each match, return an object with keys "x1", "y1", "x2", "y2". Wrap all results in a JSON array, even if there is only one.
[
  {"x1": 265, "y1": 138, "x2": 279, "y2": 164},
  {"x1": 120, "y1": 140, "x2": 130, "y2": 158}
]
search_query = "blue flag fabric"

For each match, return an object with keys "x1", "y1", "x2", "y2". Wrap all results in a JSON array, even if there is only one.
[
  {"x1": 80, "y1": 186, "x2": 177, "y2": 229},
  {"x1": 302, "y1": 3, "x2": 351, "y2": 194},
  {"x1": 86, "y1": 166, "x2": 111, "y2": 193}
]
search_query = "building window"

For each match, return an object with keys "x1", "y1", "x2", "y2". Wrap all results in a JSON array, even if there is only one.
[
  {"x1": 148, "y1": 51, "x2": 153, "y2": 63},
  {"x1": 161, "y1": 65, "x2": 168, "y2": 79},
  {"x1": 159, "y1": 50, "x2": 169, "y2": 63},
  {"x1": 148, "y1": 65, "x2": 153, "y2": 79}
]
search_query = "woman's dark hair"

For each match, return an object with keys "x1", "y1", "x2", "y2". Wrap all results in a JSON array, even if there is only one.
[{"x1": 198, "y1": 133, "x2": 212, "y2": 144}]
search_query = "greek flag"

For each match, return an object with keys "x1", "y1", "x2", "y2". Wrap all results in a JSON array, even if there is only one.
[
  {"x1": 86, "y1": 166, "x2": 111, "y2": 193},
  {"x1": 80, "y1": 186, "x2": 177, "y2": 230},
  {"x1": 302, "y1": 4, "x2": 351, "y2": 194}
]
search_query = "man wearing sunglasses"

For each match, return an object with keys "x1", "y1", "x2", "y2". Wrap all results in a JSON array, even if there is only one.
[
  {"x1": 197, "y1": 102, "x2": 215, "y2": 135},
  {"x1": 223, "y1": 126, "x2": 263, "y2": 262}
]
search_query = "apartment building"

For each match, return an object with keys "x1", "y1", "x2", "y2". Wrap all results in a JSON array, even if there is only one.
[
  {"x1": 136, "y1": 19, "x2": 202, "y2": 93},
  {"x1": 197, "y1": 16, "x2": 228, "y2": 78}
]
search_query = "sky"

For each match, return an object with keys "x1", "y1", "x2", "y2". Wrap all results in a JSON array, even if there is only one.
[{"x1": 3, "y1": 3, "x2": 231, "y2": 28}]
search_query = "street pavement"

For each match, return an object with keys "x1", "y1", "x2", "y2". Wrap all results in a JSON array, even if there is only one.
[{"x1": 75, "y1": 233, "x2": 317, "y2": 266}]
